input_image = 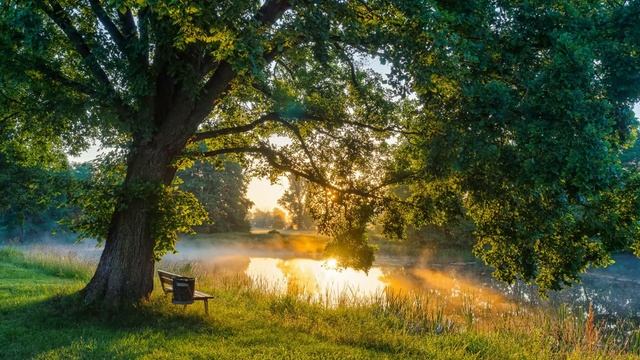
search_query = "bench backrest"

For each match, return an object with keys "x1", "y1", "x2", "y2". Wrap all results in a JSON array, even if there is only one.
[{"x1": 158, "y1": 269, "x2": 182, "y2": 294}]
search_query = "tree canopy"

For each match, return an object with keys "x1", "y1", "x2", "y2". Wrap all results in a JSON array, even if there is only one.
[
  {"x1": 0, "y1": 107, "x2": 71, "y2": 242},
  {"x1": 378, "y1": 1, "x2": 640, "y2": 290},
  {"x1": 251, "y1": 207, "x2": 288, "y2": 230}
]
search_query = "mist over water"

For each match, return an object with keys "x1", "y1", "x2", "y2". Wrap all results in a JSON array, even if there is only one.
[
  {"x1": 165, "y1": 234, "x2": 640, "y2": 316},
  {"x1": 7, "y1": 232, "x2": 640, "y2": 317}
]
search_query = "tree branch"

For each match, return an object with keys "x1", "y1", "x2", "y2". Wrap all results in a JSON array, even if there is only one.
[
  {"x1": 191, "y1": 109, "x2": 322, "y2": 181},
  {"x1": 191, "y1": 112, "x2": 280, "y2": 142},
  {"x1": 185, "y1": 0, "x2": 292, "y2": 128},
  {"x1": 88, "y1": 1, "x2": 149, "y2": 74},
  {"x1": 192, "y1": 108, "x2": 417, "y2": 147},
  {"x1": 138, "y1": 7, "x2": 150, "y2": 67},
  {"x1": 181, "y1": 61, "x2": 236, "y2": 128},
  {"x1": 337, "y1": 118, "x2": 420, "y2": 136},
  {"x1": 15, "y1": 56, "x2": 98, "y2": 97},
  {"x1": 255, "y1": 0, "x2": 291, "y2": 24},
  {"x1": 37, "y1": 0, "x2": 133, "y2": 119},
  {"x1": 118, "y1": 9, "x2": 138, "y2": 40},
  {"x1": 275, "y1": 118, "x2": 323, "y2": 177},
  {"x1": 191, "y1": 145, "x2": 373, "y2": 198},
  {"x1": 38, "y1": 0, "x2": 112, "y2": 89},
  {"x1": 87, "y1": 0, "x2": 128, "y2": 57}
]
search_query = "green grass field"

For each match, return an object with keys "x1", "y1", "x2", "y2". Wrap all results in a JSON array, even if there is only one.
[{"x1": 0, "y1": 248, "x2": 638, "y2": 359}]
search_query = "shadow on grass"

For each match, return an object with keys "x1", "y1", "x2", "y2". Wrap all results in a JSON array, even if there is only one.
[{"x1": 0, "y1": 292, "x2": 235, "y2": 359}]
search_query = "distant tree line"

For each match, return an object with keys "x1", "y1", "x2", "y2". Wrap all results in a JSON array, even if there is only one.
[
  {"x1": 0, "y1": 143, "x2": 322, "y2": 241},
  {"x1": 278, "y1": 175, "x2": 315, "y2": 230},
  {"x1": 0, "y1": 153, "x2": 255, "y2": 241},
  {"x1": 0, "y1": 153, "x2": 70, "y2": 242},
  {"x1": 179, "y1": 160, "x2": 252, "y2": 233},
  {"x1": 250, "y1": 208, "x2": 287, "y2": 230},
  {"x1": 0, "y1": 123, "x2": 73, "y2": 242}
]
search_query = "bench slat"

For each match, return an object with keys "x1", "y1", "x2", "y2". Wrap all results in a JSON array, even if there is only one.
[
  {"x1": 157, "y1": 270, "x2": 182, "y2": 278},
  {"x1": 194, "y1": 290, "x2": 214, "y2": 299}
]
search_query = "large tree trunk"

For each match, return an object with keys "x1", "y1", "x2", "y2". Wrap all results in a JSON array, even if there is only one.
[
  {"x1": 82, "y1": 142, "x2": 179, "y2": 308},
  {"x1": 81, "y1": 49, "x2": 235, "y2": 309}
]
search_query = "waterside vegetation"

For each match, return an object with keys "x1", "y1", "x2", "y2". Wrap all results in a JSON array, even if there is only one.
[{"x1": 1, "y1": 248, "x2": 638, "y2": 359}]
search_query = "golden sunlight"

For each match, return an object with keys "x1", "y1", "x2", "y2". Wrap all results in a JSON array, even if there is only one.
[
  {"x1": 323, "y1": 258, "x2": 338, "y2": 270},
  {"x1": 205, "y1": 254, "x2": 516, "y2": 311}
]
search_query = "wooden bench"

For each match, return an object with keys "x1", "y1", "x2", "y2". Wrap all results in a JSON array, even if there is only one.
[{"x1": 158, "y1": 269, "x2": 214, "y2": 315}]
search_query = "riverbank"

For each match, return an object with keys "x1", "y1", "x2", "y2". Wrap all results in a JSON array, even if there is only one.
[{"x1": 1, "y1": 248, "x2": 638, "y2": 359}]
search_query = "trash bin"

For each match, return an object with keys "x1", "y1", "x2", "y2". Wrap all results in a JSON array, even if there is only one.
[{"x1": 172, "y1": 276, "x2": 195, "y2": 304}]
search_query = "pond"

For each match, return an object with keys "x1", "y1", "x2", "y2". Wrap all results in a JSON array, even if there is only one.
[{"x1": 161, "y1": 236, "x2": 640, "y2": 317}]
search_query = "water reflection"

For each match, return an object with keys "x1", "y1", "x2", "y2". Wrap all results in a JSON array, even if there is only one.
[
  {"x1": 201, "y1": 256, "x2": 513, "y2": 309},
  {"x1": 246, "y1": 257, "x2": 386, "y2": 304},
  {"x1": 195, "y1": 252, "x2": 640, "y2": 316}
]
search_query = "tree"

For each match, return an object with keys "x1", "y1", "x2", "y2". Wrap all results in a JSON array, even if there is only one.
[
  {"x1": 278, "y1": 175, "x2": 314, "y2": 230},
  {"x1": 0, "y1": 151, "x2": 69, "y2": 242},
  {"x1": 271, "y1": 207, "x2": 287, "y2": 230},
  {"x1": 2, "y1": 0, "x2": 640, "y2": 308},
  {"x1": 374, "y1": 1, "x2": 640, "y2": 291},
  {"x1": 250, "y1": 209, "x2": 273, "y2": 229},
  {"x1": 0, "y1": 112, "x2": 71, "y2": 242},
  {"x1": 1, "y1": 0, "x2": 400, "y2": 307},
  {"x1": 250, "y1": 207, "x2": 287, "y2": 230},
  {"x1": 179, "y1": 160, "x2": 252, "y2": 233}
]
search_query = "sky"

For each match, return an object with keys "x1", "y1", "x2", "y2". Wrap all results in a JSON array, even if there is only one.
[{"x1": 247, "y1": 176, "x2": 288, "y2": 211}]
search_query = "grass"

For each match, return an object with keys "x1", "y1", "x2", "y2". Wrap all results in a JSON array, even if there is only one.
[{"x1": 0, "y1": 247, "x2": 639, "y2": 359}]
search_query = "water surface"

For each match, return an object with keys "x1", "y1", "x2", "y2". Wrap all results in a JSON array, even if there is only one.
[{"x1": 163, "y1": 238, "x2": 640, "y2": 316}]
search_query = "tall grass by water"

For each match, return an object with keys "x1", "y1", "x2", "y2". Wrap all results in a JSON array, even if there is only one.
[
  {"x1": 1, "y1": 246, "x2": 639, "y2": 359},
  {"x1": 166, "y1": 256, "x2": 640, "y2": 356}
]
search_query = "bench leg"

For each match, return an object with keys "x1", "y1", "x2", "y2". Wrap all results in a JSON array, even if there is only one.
[
  {"x1": 204, "y1": 299, "x2": 209, "y2": 315},
  {"x1": 183, "y1": 305, "x2": 187, "y2": 311}
]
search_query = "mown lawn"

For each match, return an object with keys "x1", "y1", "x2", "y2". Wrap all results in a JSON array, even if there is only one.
[{"x1": 0, "y1": 248, "x2": 637, "y2": 360}]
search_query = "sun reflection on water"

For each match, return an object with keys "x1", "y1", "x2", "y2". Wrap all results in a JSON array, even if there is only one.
[
  {"x1": 209, "y1": 255, "x2": 513, "y2": 309},
  {"x1": 244, "y1": 257, "x2": 386, "y2": 304},
  {"x1": 323, "y1": 258, "x2": 338, "y2": 270}
]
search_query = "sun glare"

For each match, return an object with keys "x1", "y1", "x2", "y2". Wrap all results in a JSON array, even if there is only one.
[{"x1": 324, "y1": 258, "x2": 338, "y2": 269}]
